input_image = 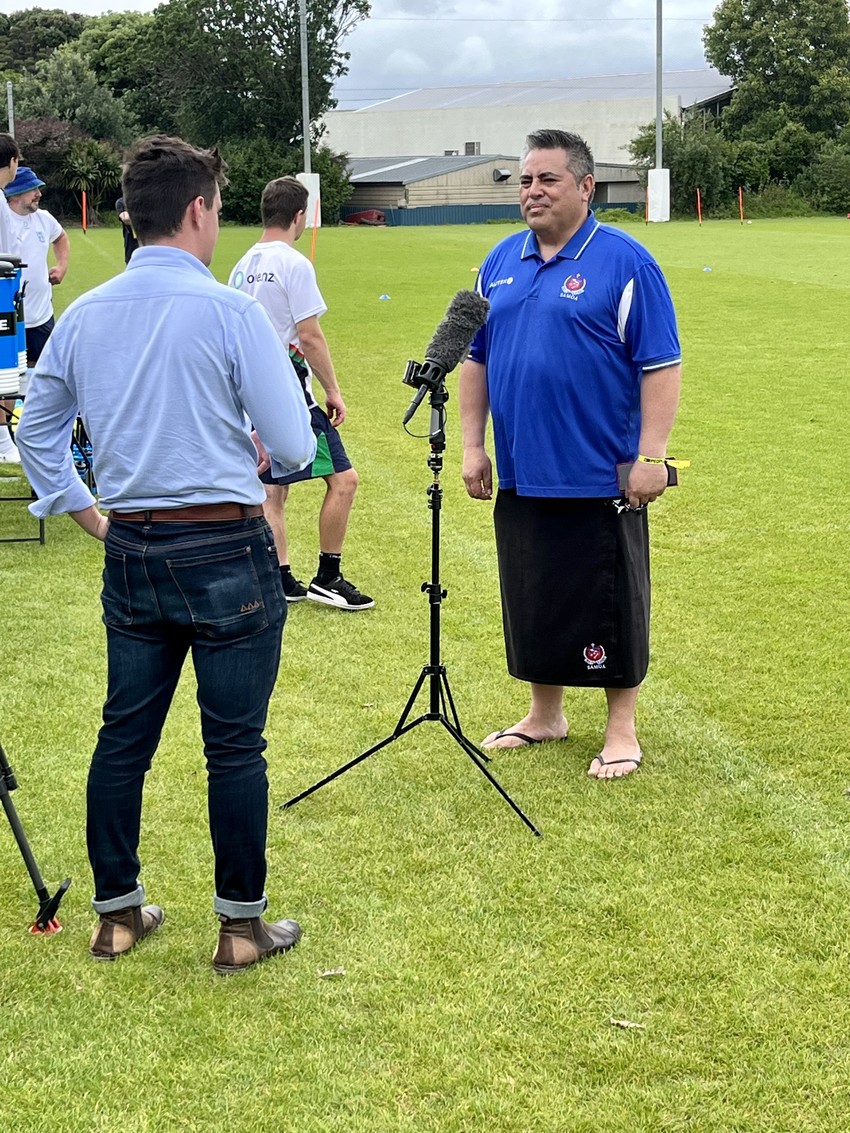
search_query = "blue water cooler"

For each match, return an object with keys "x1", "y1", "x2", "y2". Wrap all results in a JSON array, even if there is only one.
[{"x1": 0, "y1": 256, "x2": 20, "y2": 397}]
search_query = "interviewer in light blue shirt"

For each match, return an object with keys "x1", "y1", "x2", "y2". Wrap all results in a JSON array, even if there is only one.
[{"x1": 15, "y1": 134, "x2": 317, "y2": 973}]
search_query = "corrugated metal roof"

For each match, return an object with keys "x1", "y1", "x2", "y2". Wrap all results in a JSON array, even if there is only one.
[
  {"x1": 351, "y1": 70, "x2": 731, "y2": 113},
  {"x1": 348, "y1": 156, "x2": 636, "y2": 185},
  {"x1": 348, "y1": 155, "x2": 515, "y2": 185}
]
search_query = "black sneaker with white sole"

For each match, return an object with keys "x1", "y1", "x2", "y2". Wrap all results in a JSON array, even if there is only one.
[
  {"x1": 307, "y1": 574, "x2": 375, "y2": 611},
  {"x1": 282, "y1": 575, "x2": 308, "y2": 603}
]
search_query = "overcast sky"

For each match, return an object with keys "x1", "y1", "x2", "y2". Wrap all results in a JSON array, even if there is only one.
[{"x1": 26, "y1": 0, "x2": 720, "y2": 109}]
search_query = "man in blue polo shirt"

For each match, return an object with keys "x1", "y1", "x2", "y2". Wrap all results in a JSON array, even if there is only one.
[{"x1": 460, "y1": 128, "x2": 682, "y2": 780}]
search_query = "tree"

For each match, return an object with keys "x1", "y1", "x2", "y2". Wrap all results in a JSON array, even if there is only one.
[
  {"x1": 795, "y1": 143, "x2": 850, "y2": 212},
  {"x1": 630, "y1": 114, "x2": 734, "y2": 215},
  {"x1": 15, "y1": 116, "x2": 86, "y2": 183},
  {"x1": 279, "y1": 145, "x2": 353, "y2": 223},
  {"x1": 60, "y1": 137, "x2": 121, "y2": 222},
  {"x1": 143, "y1": 0, "x2": 369, "y2": 146},
  {"x1": 703, "y1": 0, "x2": 850, "y2": 136},
  {"x1": 0, "y1": 8, "x2": 87, "y2": 74},
  {"x1": 15, "y1": 45, "x2": 136, "y2": 145},
  {"x1": 71, "y1": 11, "x2": 174, "y2": 134},
  {"x1": 764, "y1": 122, "x2": 819, "y2": 183},
  {"x1": 221, "y1": 139, "x2": 352, "y2": 225}
]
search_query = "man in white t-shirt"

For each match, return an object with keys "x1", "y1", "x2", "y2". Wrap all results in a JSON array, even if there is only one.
[
  {"x1": 5, "y1": 166, "x2": 70, "y2": 365},
  {"x1": 229, "y1": 176, "x2": 374, "y2": 611},
  {"x1": 0, "y1": 133, "x2": 21, "y2": 463}
]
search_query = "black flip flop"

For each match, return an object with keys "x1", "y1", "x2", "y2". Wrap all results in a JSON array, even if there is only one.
[{"x1": 591, "y1": 750, "x2": 642, "y2": 774}]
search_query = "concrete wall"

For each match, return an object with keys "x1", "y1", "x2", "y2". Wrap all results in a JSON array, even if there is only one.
[{"x1": 324, "y1": 95, "x2": 681, "y2": 165}]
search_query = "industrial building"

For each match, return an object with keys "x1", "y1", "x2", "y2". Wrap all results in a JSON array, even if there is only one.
[{"x1": 343, "y1": 154, "x2": 643, "y2": 226}]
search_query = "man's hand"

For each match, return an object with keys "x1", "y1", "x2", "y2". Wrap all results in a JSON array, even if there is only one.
[
  {"x1": 462, "y1": 446, "x2": 493, "y2": 500},
  {"x1": 251, "y1": 429, "x2": 271, "y2": 476},
  {"x1": 626, "y1": 460, "x2": 668, "y2": 510},
  {"x1": 48, "y1": 266, "x2": 66, "y2": 286},
  {"x1": 325, "y1": 389, "x2": 346, "y2": 427},
  {"x1": 71, "y1": 505, "x2": 109, "y2": 541}
]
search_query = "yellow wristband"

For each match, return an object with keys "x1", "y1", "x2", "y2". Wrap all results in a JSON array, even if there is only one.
[{"x1": 637, "y1": 455, "x2": 691, "y2": 469}]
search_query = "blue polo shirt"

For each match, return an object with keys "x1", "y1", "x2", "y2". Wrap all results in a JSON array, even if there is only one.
[{"x1": 468, "y1": 212, "x2": 681, "y2": 497}]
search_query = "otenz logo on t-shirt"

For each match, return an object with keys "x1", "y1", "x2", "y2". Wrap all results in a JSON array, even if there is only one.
[{"x1": 231, "y1": 270, "x2": 276, "y2": 289}]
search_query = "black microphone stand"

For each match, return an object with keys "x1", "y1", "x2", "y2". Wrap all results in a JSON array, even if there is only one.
[
  {"x1": 1, "y1": 740, "x2": 72, "y2": 932},
  {"x1": 282, "y1": 375, "x2": 541, "y2": 836}
]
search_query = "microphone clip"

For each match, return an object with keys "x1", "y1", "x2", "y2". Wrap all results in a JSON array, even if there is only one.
[
  {"x1": 401, "y1": 359, "x2": 449, "y2": 426},
  {"x1": 402, "y1": 358, "x2": 447, "y2": 394}
]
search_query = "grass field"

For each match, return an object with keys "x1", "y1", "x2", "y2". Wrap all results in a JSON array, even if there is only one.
[{"x1": 2, "y1": 216, "x2": 850, "y2": 1132}]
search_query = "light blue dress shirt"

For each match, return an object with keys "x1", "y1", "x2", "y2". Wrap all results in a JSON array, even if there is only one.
[{"x1": 16, "y1": 245, "x2": 316, "y2": 516}]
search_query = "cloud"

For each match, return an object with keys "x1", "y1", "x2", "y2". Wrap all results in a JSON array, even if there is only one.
[
  {"x1": 443, "y1": 37, "x2": 495, "y2": 81},
  {"x1": 381, "y1": 47, "x2": 432, "y2": 80},
  {"x1": 335, "y1": 0, "x2": 715, "y2": 107}
]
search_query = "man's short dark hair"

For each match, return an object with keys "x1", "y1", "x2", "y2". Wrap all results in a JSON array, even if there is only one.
[
  {"x1": 261, "y1": 176, "x2": 309, "y2": 229},
  {"x1": 523, "y1": 129, "x2": 595, "y2": 188},
  {"x1": 121, "y1": 135, "x2": 228, "y2": 242},
  {"x1": 0, "y1": 134, "x2": 21, "y2": 169}
]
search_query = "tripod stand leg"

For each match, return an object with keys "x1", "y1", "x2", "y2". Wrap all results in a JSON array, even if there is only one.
[
  {"x1": 438, "y1": 716, "x2": 541, "y2": 837},
  {"x1": 281, "y1": 669, "x2": 432, "y2": 810},
  {"x1": 1, "y1": 742, "x2": 72, "y2": 932},
  {"x1": 282, "y1": 730, "x2": 404, "y2": 809},
  {"x1": 438, "y1": 671, "x2": 489, "y2": 762},
  {"x1": 281, "y1": 663, "x2": 541, "y2": 834},
  {"x1": 1, "y1": 792, "x2": 51, "y2": 897}
]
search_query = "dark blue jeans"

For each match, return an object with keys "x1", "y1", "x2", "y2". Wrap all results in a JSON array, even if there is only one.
[{"x1": 88, "y1": 517, "x2": 286, "y2": 918}]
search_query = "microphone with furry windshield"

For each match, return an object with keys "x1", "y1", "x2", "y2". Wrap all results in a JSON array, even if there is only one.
[{"x1": 402, "y1": 290, "x2": 490, "y2": 425}]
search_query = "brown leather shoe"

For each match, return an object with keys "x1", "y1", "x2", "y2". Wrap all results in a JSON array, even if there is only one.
[
  {"x1": 89, "y1": 904, "x2": 165, "y2": 961},
  {"x1": 212, "y1": 915, "x2": 301, "y2": 975}
]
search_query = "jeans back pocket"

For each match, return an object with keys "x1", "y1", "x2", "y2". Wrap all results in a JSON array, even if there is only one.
[{"x1": 167, "y1": 545, "x2": 270, "y2": 639}]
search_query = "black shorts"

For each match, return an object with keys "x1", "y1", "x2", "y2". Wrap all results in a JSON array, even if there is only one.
[
  {"x1": 26, "y1": 318, "x2": 55, "y2": 367},
  {"x1": 260, "y1": 405, "x2": 353, "y2": 486},
  {"x1": 493, "y1": 490, "x2": 650, "y2": 688}
]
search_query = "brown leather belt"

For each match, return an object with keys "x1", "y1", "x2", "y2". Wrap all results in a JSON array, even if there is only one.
[{"x1": 110, "y1": 503, "x2": 265, "y2": 523}]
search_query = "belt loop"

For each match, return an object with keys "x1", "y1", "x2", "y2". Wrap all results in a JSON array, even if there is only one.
[{"x1": 143, "y1": 509, "x2": 152, "y2": 530}]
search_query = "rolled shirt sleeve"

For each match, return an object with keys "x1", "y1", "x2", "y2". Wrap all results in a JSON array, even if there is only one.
[{"x1": 16, "y1": 359, "x2": 98, "y2": 518}]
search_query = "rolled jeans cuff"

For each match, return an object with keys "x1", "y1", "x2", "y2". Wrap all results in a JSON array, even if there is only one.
[
  {"x1": 214, "y1": 892, "x2": 268, "y2": 919},
  {"x1": 92, "y1": 884, "x2": 146, "y2": 914}
]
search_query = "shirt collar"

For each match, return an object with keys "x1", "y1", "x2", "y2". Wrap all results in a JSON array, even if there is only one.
[
  {"x1": 520, "y1": 210, "x2": 600, "y2": 263},
  {"x1": 125, "y1": 245, "x2": 214, "y2": 278}
]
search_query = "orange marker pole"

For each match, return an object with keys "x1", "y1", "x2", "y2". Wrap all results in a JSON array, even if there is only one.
[
  {"x1": 696, "y1": 187, "x2": 703, "y2": 226},
  {"x1": 81, "y1": 190, "x2": 87, "y2": 234},
  {"x1": 738, "y1": 185, "x2": 745, "y2": 224},
  {"x1": 309, "y1": 199, "x2": 320, "y2": 262}
]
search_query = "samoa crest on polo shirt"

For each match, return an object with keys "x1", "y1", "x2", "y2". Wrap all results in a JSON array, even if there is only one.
[
  {"x1": 561, "y1": 273, "x2": 586, "y2": 300},
  {"x1": 583, "y1": 642, "x2": 607, "y2": 669}
]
